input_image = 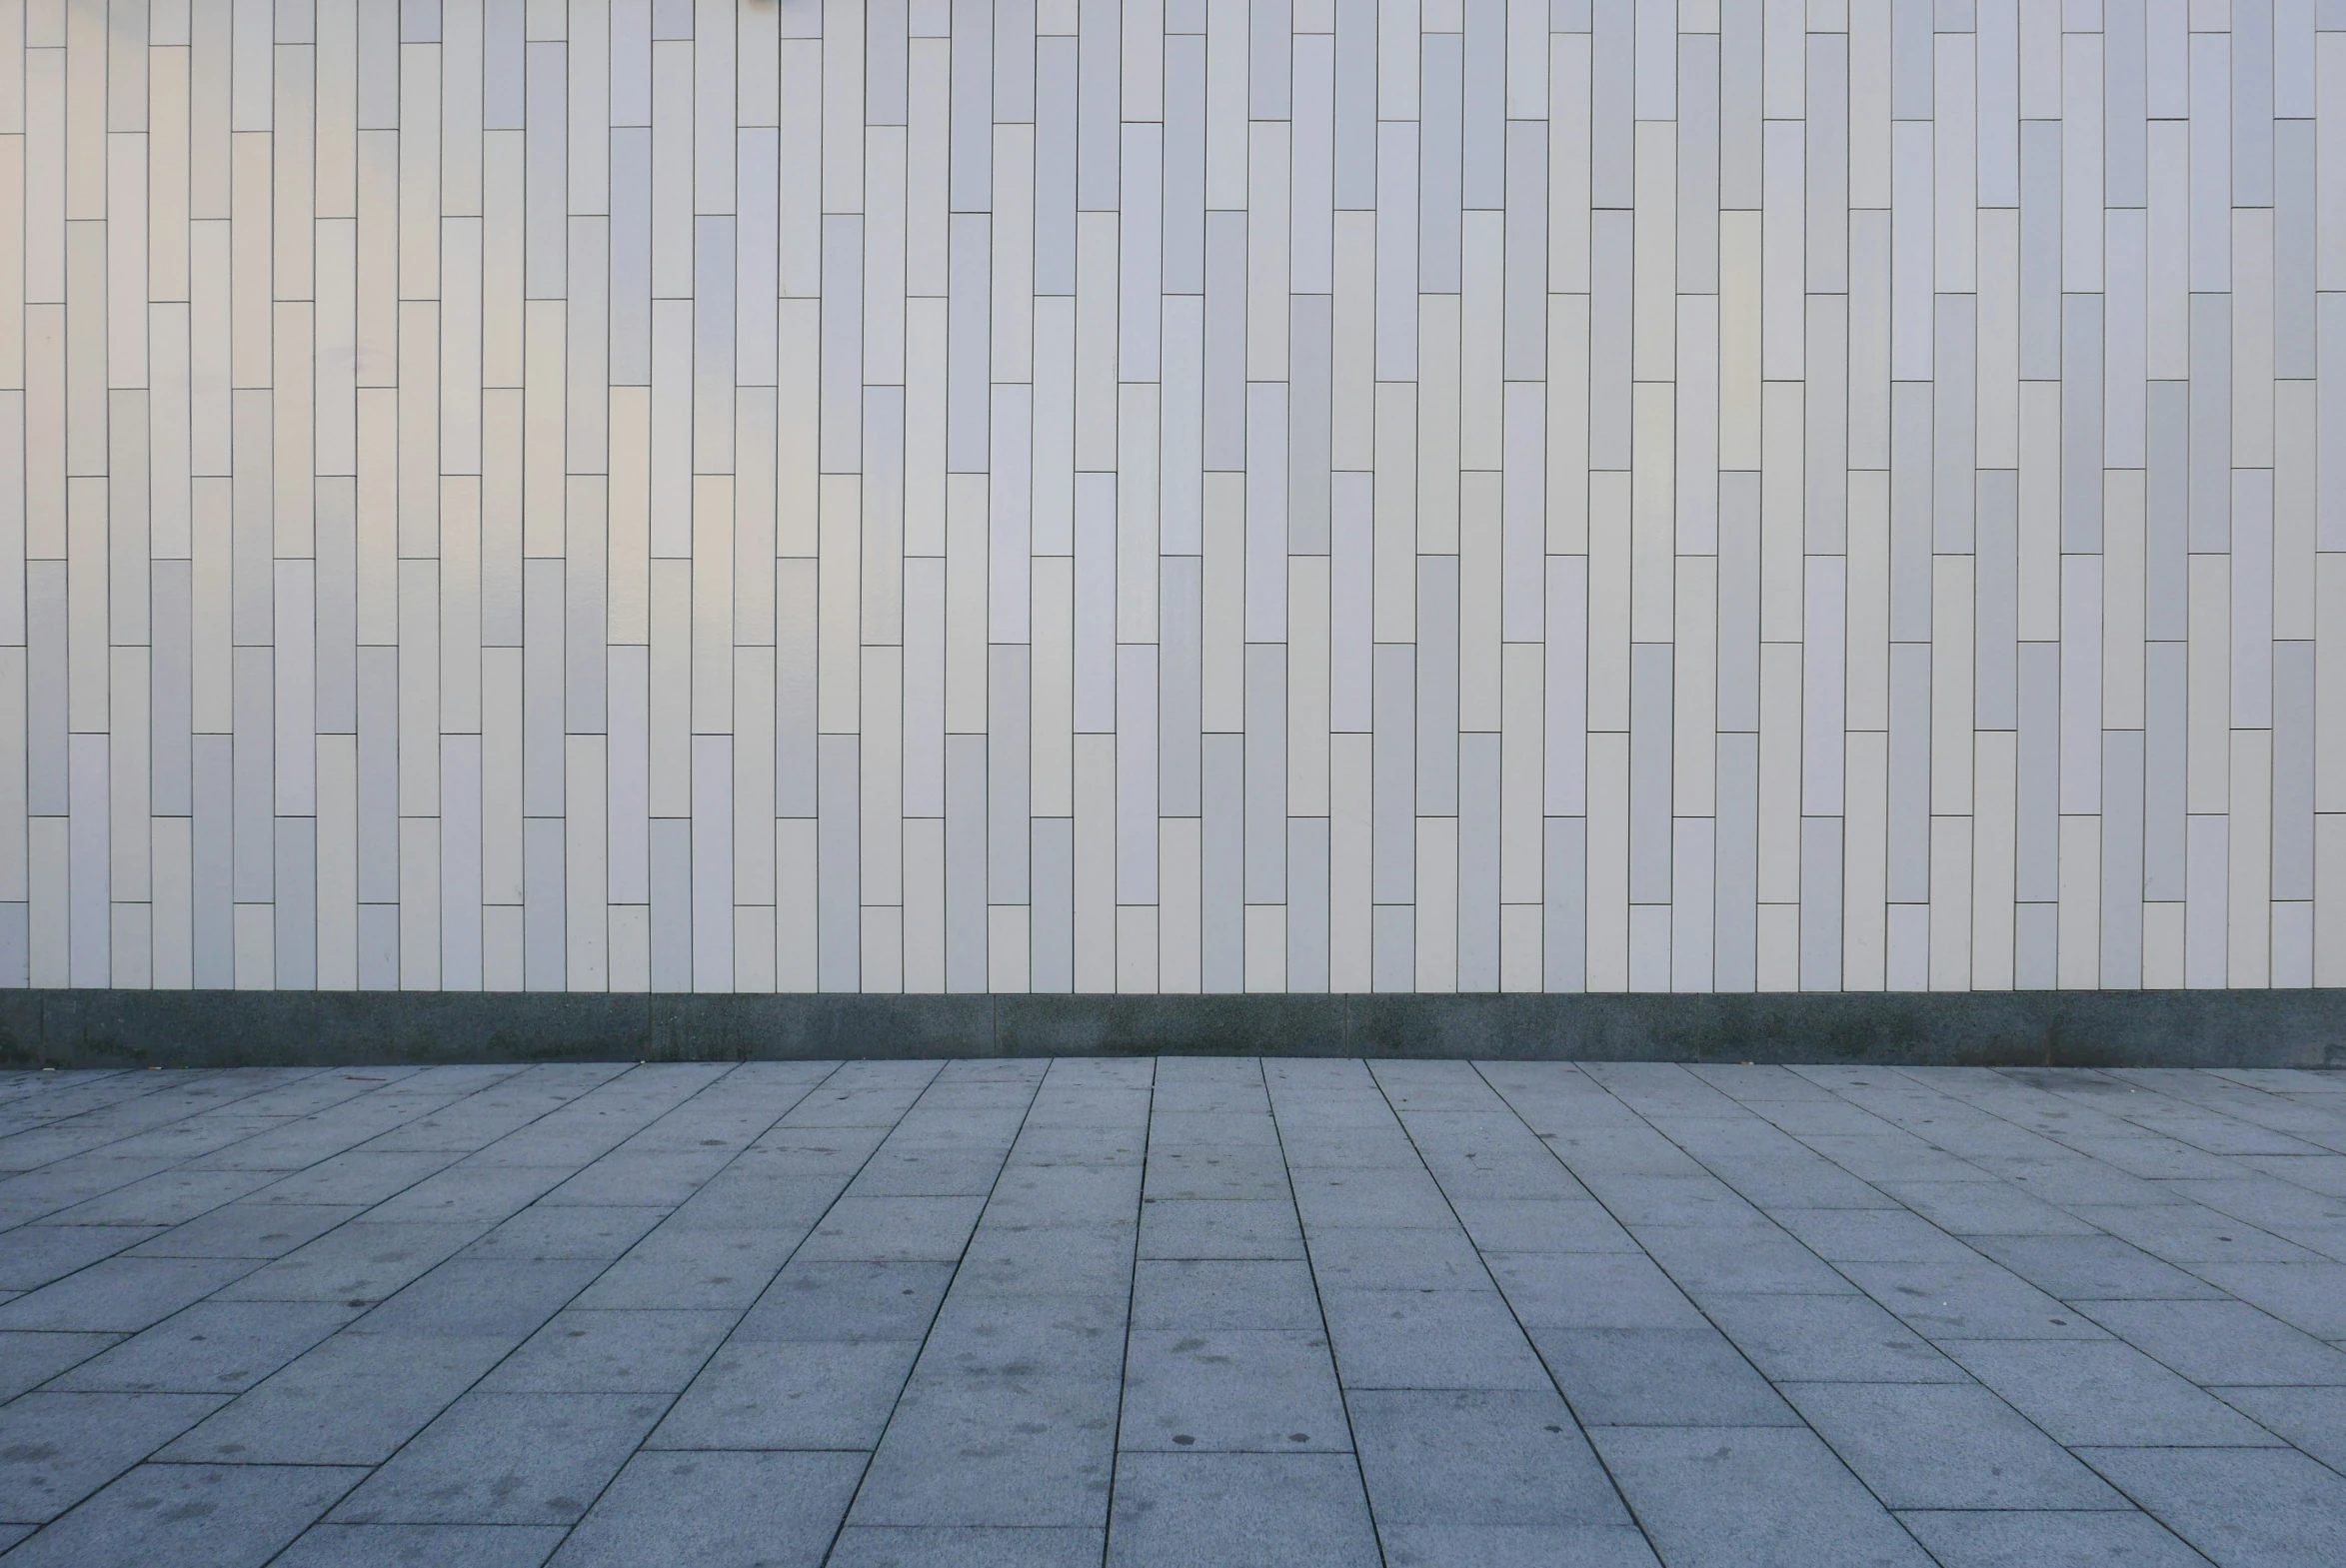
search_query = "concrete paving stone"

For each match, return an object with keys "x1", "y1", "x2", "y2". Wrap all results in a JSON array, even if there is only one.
[
  {"x1": 329, "y1": 1391, "x2": 668, "y2": 1526},
  {"x1": 1794, "y1": 1134, "x2": 1996, "y2": 1185},
  {"x1": 461, "y1": 1205, "x2": 671, "y2": 1262},
  {"x1": 0, "y1": 1160, "x2": 178, "y2": 1226},
  {"x1": 851, "y1": 1373, "x2": 1121, "y2": 1527},
  {"x1": 1320, "y1": 1288, "x2": 1552, "y2": 1390},
  {"x1": 649, "y1": 1338, "x2": 920, "y2": 1449},
  {"x1": 273, "y1": 1522, "x2": 569, "y2": 1568},
  {"x1": 1005, "y1": 1124, "x2": 1150, "y2": 1165},
  {"x1": 1634, "y1": 1225, "x2": 1859, "y2": 1296},
  {"x1": 1784, "y1": 1381, "x2": 2128, "y2": 1509},
  {"x1": 1270, "y1": 1124, "x2": 1426, "y2": 1168},
  {"x1": 850, "y1": 1149, "x2": 1015, "y2": 1198},
  {"x1": 1290, "y1": 1169, "x2": 1458, "y2": 1229},
  {"x1": 2127, "y1": 1117, "x2": 2331, "y2": 1160},
  {"x1": 12, "y1": 1062, "x2": 2346, "y2": 1563},
  {"x1": 983, "y1": 1162, "x2": 1146, "y2": 1226},
  {"x1": 795, "y1": 1196, "x2": 991, "y2": 1262},
  {"x1": 2076, "y1": 1446, "x2": 2346, "y2": 1568},
  {"x1": 1941, "y1": 1339, "x2": 2282, "y2": 1447},
  {"x1": 1378, "y1": 1523, "x2": 1663, "y2": 1568},
  {"x1": 1771, "y1": 1208, "x2": 1988, "y2": 1262},
  {"x1": 2071, "y1": 1202, "x2": 2323, "y2": 1266},
  {"x1": 1938, "y1": 1157, "x2": 2151, "y2": 1205},
  {"x1": 1410, "y1": 1152, "x2": 1590, "y2": 1203},
  {"x1": 1136, "y1": 1199, "x2": 1305, "y2": 1260},
  {"x1": 1106, "y1": 1452, "x2": 1380, "y2": 1567},
  {"x1": 919, "y1": 1292, "x2": 1132, "y2": 1382},
  {"x1": 1148, "y1": 1098, "x2": 1278, "y2": 1130},
  {"x1": 1482, "y1": 1252, "x2": 1708, "y2": 1330},
  {"x1": 659, "y1": 1175, "x2": 839, "y2": 1231},
  {"x1": 1688, "y1": 1064, "x2": 1844, "y2": 1101},
  {"x1": 549, "y1": 1449, "x2": 866, "y2": 1567},
  {"x1": 1962, "y1": 1234, "x2": 2229, "y2": 1300},
  {"x1": 733, "y1": 1259, "x2": 957, "y2": 1342},
  {"x1": 1131, "y1": 1259, "x2": 1323, "y2": 1332},
  {"x1": 1448, "y1": 1198, "x2": 1641, "y2": 1253},
  {"x1": 214, "y1": 1221, "x2": 484, "y2": 1305},
  {"x1": 2073, "y1": 1299, "x2": 2346, "y2": 1385},
  {"x1": 2235, "y1": 1154, "x2": 2346, "y2": 1197},
  {"x1": 953, "y1": 1222, "x2": 1139, "y2": 1297},
  {"x1": 350, "y1": 1257, "x2": 604, "y2": 1338},
  {"x1": 1018, "y1": 1086, "x2": 1155, "y2": 1126},
  {"x1": 0, "y1": 1462, "x2": 368, "y2": 1568},
  {"x1": 737, "y1": 1126, "x2": 892, "y2": 1171},
  {"x1": 0, "y1": 1255, "x2": 256, "y2": 1332},
  {"x1": 1143, "y1": 1143, "x2": 1291, "y2": 1201},
  {"x1": 1348, "y1": 1388, "x2": 1629, "y2": 1525},
  {"x1": 1376, "y1": 1063, "x2": 1521, "y2": 1111},
  {"x1": 1571, "y1": 1173, "x2": 1772, "y2": 1228},
  {"x1": 1589, "y1": 1425, "x2": 1933, "y2": 1567},
  {"x1": 828, "y1": 1525, "x2": 1109, "y2": 1568},
  {"x1": 1119, "y1": 1329, "x2": 1349, "y2": 1452},
  {"x1": 477, "y1": 1308, "x2": 735, "y2": 1393},
  {"x1": 883, "y1": 1116, "x2": 1030, "y2": 1151},
  {"x1": 1871, "y1": 1180, "x2": 2104, "y2": 1235},
  {"x1": 1394, "y1": 1108, "x2": 1567, "y2": 1151},
  {"x1": 1301, "y1": 1224, "x2": 1489, "y2": 1289},
  {"x1": 2187, "y1": 1262, "x2": 2346, "y2": 1338},
  {"x1": 1841, "y1": 1259, "x2": 2111, "y2": 1340},
  {"x1": 0, "y1": 1223, "x2": 169, "y2": 1289},
  {"x1": 1482, "y1": 1110, "x2": 1688, "y2": 1162},
  {"x1": 0, "y1": 1332, "x2": 115, "y2": 1400},
  {"x1": 2207, "y1": 1384, "x2": 2346, "y2": 1470},
  {"x1": 1895, "y1": 1509, "x2": 2214, "y2": 1567},
  {"x1": 159, "y1": 1333, "x2": 518, "y2": 1465},
  {"x1": 37, "y1": 1167, "x2": 280, "y2": 1227},
  {"x1": 365, "y1": 1164, "x2": 577, "y2": 1224},
  {"x1": 0, "y1": 1391, "x2": 226, "y2": 1523},
  {"x1": 1530, "y1": 1327, "x2": 1800, "y2": 1426},
  {"x1": 50, "y1": 1299, "x2": 364, "y2": 1393},
  {"x1": 124, "y1": 1202, "x2": 363, "y2": 1260},
  {"x1": 570, "y1": 1223, "x2": 807, "y2": 1309},
  {"x1": 1702, "y1": 1293, "x2": 1968, "y2": 1382},
  {"x1": 359, "y1": 1108, "x2": 568, "y2": 1155},
  {"x1": 1692, "y1": 1155, "x2": 1903, "y2": 1212},
  {"x1": 2052, "y1": 1133, "x2": 2247, "y2": 1181},
  {"x1": 783, "y1": 1090, "x2": 939, "y2": 1130},
  {"x1": 246, "y1": 1152, "x2": 465, "y2": 1205}
]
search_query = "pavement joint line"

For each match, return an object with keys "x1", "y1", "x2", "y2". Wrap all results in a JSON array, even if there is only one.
[
  {"x1": 1371, "y1": 1059, "x2": 1651, "y2": 1564},
  {"x1": 1099, "y1": 1054, "x2": 1160, "y2": 1568},
  {"x1": 1263, "y1": 1056, "x2": 1390, "y2": 1568},
  {"x1": 476, "y1": 1057, "x2": 883, "y2": 1566},
  {"x1": 0, "y1": 1061, "x2": 2342, "y2": 1565},
  {"x1": 235, "y1": 1058, "x2": 865, "y2": 1565},
  {"x1": 817, "y1": 1059, "x2": 1054, "y2": 1561}
]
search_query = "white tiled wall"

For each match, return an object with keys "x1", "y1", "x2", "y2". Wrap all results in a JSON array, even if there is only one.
[{"x1": 2, "y1": 0, "x2": 2339, "y2": 995}]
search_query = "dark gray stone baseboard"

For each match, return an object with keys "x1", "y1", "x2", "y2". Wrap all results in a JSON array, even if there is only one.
[{"x1": 0, "y1": 988, "x2": 2342, "y2": 1069}]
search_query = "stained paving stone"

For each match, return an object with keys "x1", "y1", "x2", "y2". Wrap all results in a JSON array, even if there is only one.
[
  {"x1": 548, "y1": 1450, "x2": 866, "y2": 1567},
  {"x1": 1893, "y1": 1509, "x2": 2215, "y2": 1567},
  {"x1": 0, "y1": 1462, "x2": 367, "y2": 1567},
  {"x1": 47, "y1": 1300, "x2": 363, "y2": 1394},
  {"x1": 0, "y1": 1060, "x2": 2341, "y2": 1564},
  {"x1": 0, "y1": 1390, "x2": 226, "y2": 1522},
  {"x1": 273, "y1": 1522, "x2": 570, "y2": 1568}
]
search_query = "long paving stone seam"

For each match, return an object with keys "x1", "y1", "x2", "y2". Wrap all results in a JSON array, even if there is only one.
[{"x1": 0, "y1": 1065, "x2": 2339, "y2": 1563}]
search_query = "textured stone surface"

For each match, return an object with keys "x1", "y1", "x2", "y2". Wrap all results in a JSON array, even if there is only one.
[{"x1": 0, "y1": 1059, "x2": 2341, "y2": 1564}]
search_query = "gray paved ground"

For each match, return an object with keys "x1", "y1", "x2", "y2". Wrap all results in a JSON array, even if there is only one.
[{"x1": 0, "y1": 1061, "x2": 2340, "y2": 1566}]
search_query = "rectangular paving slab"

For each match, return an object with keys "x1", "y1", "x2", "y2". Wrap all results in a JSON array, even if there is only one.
[{"x1": 0, "y1": 1059, "x2": 2338, "y2": 1565}]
